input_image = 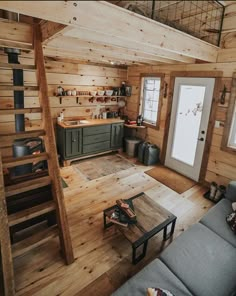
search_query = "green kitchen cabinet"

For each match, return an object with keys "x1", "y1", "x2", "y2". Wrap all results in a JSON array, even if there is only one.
[
  {"x1": 111, "y1": 123, "x2": 124, "y2": 149},
  {"x1": 57, "y1": 122, "x2": 124, "y2": 164},
  {"x1": 65, "y1": 128, "x2": 82, "y2": 157},
  {"x1": 57, "y1": 125, "x2": 82, "y2": 159}
]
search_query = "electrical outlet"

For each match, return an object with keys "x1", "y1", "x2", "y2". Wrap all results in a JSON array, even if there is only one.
[{"x1": 215, "y1": 121, "x2": 220, "y2": 128}]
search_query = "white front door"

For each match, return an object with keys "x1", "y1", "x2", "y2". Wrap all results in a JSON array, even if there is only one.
[{"x1": 165, "y1": 77, "x2": 215, "y2": 181}]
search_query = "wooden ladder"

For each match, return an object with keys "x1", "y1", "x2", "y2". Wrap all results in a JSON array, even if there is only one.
[{"x1": 0, "y1": 24, "x2": 74, "y2": 295}]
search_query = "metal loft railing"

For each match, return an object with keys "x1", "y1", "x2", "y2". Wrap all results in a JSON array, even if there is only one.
[{"x1": 109, "y1": 1, "x2": 225, "y2": 46}]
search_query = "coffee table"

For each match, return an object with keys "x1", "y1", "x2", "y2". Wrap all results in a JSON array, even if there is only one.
[{"x1": 103, "y1": 192, "x2": 177, "y2": 264}]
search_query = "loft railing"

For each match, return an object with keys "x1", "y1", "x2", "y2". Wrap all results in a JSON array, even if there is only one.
[{"x1": 109, "y1": 1, "x2": 225, "y2": 46}]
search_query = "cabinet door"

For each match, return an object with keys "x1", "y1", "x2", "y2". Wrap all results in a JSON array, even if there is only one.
[
  {"x1": 111, "y1": 123, "x2": 124, "y2": 148},
  {"x1": 65, "y1": 128, "x2": 82, "y2": 157}
]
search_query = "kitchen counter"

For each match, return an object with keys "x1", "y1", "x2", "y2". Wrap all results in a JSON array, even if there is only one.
[
  {"x1": 57, "y1": 118, "x2": 125, "y2": 166},
  {"x1": 57, "y1": 118, "x2": 124, "y2": 129}
]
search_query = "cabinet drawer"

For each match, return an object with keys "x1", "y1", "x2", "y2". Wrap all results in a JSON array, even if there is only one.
[
  {"x1": 83, "y1": 133, "x2": 110, "y2": 145},
  {"x1": 83, "y1": 125, "x2": 110, "y2": 136},
  {"x1": 83, "y1": 141, "x2": 110, "y2": 154}
]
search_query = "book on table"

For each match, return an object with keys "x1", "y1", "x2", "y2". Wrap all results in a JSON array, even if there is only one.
[{"x1": 106, "y1": 199, "x2": 137, "y2": 227}]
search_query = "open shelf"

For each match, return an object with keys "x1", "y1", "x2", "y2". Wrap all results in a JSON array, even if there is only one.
[{"x1": 51, "y1": 95, "x2": 127, "y2": 104}]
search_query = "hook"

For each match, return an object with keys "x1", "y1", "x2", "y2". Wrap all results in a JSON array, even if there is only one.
[{"x1": 220, "y1": 85, "x2": 227, "y2": 105}]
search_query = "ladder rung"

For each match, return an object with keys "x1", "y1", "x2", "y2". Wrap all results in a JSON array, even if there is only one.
[
  {"x1": 0, "y1": 85, "x2": 38, "y2": 91},
  {"x1": 5, "y1": 176, "x2": 51, "y2": 197},
  {"x1": 0, "y1": 63, "x2": 36, "y2": 70},
  {"x1": 12, "y1": 225, "x2": 58, "y2": 258},
  {"x1": 0, "y1": 108, "x2": 42, "y2": 115},
  {"x1": 8, "y1": 201, "x2": 55, "y2": 227},
  {"x1": 0, "y1": 129, "x2": 45, "y2": 148},
  {"x1": 2, "y1": 152, "x2": 48, "y2": 169}
]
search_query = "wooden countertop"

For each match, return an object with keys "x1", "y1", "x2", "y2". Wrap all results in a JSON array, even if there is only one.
[{"x1": 57, "y1": 118, "x2": 124, "y2": 128}]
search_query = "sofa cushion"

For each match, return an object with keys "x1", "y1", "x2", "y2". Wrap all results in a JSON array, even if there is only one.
[
  {"x1": 112, "y1": 259, "x2": 193, "y2": 296},
  {"x1": 200, "y1": 198, "x2": 236, "y2": 247},
  {"x1": 160, "y1": 223, "x2": 236, "y2": 296}
]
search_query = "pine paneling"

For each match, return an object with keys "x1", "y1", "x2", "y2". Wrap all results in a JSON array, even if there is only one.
[
  {"x1": 0, "y1": 50, "x2": 127, "y2": 157},
  {"x1": 127, "y1": 60, "x2": 236, "y2": 185}
]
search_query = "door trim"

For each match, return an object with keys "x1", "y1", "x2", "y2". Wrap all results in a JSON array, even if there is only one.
[{"x1": 161, "y1": 71, "x2": 222, "y2": 184}]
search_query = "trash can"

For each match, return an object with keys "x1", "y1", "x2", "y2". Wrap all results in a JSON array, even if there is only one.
[
  {"x1": 125, "y1": 137, "x2": 142, "y2": 157},
  {"x1": 138, "y1": 141, "x2": 150, "y2": 163},
  {"x1": 143, "y1": 144, "x2": 160, "y2": 165}
]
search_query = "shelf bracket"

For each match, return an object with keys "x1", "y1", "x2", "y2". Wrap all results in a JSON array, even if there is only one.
[{"x1": 59, "y1": 96, "x2": 62, "y2": 104}]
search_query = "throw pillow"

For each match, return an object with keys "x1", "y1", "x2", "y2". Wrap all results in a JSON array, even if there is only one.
[
  {"x1": 147, "y1": 287, "x2": 174, "y2": 296},
  {"x1": 232, "y1": 202, "x2": 236, "y2": 211},
  {"x1": 226, "y1": 212, "x2": 236, "y2": 234}
]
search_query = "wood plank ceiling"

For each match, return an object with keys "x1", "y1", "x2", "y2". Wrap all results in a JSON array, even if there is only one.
[{"x1": 0, "y1": 1, "x2": 220, "y2": 66}]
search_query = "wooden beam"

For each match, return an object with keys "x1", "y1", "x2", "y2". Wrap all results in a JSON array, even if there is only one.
[
  {"x1": 0, "y1": 1, "x2": 218, "y2": 62},
  {"x1": 0, "y1": 19, "x2": 32, "y2": 50},
  {"x1": 33, "y1": 23, "x2": 74, "y2": 265},
  {"x1": 44, "y1": 46, "x2": 179, "y2": 66},
  {"x1": 46, "y1": 36, "x2": 185, "y2": 64},
  {"x1": 43, "y1": 47, "x2": 141, "y2": 66},
  {"x1": 40, "y1": 20, "x2": 67, "y2": 44},
  {"x1": 0, "y1": 152, "x2": 15, "y2": 296},
  {"x1": 64, "y1": 28, "x2": 196, "y2": 64}
]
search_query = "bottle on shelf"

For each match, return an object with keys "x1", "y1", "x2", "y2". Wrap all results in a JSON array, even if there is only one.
[
  {"x1": 120, "y1": 81, "x2": 126, "y2": 96},
  {"x1": 136, "y1": 114, "x2": 143, "y2": 126},
  {"x1": 60, "y1": 111, "x2": 64, "y2": 121}
]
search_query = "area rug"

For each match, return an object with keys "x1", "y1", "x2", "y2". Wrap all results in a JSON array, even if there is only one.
[
  {"x1": 73, "y1": 153, "x2": 134, "y2": 181},
  {"x1": 145, "y1": 165, "x2": 196, "y2": 194}
]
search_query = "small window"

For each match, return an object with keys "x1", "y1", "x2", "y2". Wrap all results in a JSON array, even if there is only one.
[
  {"x1": 221, "y1": 73, "x2": 236, "y2": 153},
  {"x1": 228, "y1": 105, "x2": 236, "y2": 149},
  {"x1": 140, "y1": 76, "x2": 162, "y2": 128}
]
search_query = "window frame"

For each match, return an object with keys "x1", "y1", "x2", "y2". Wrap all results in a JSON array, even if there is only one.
[
  {"x1": 221, "y1": 73, "x2": 236, "y2": 154},
  {"x1": 139, "y1": 73, "x2": 164, "y2": 130}
]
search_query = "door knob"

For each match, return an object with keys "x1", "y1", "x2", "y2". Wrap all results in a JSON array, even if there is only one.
[{"x1": 198, "y1": 137, "x2": 204, "y2": 141}]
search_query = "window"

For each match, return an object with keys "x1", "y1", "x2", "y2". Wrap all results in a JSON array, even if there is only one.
[
  {"x1": 228, "y1": 104, "x2": 236, "y2": 149},
  {"x1": 221, "y1": 73, "x2": 236, "y2": 152},
  {"x1": 140, "y1": 75, "x2": 162, "y2": 128}
]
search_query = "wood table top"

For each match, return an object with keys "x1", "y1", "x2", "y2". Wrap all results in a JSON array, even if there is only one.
[{"x1": 104, "y1": 192, "x2": 176, "y2": 247}]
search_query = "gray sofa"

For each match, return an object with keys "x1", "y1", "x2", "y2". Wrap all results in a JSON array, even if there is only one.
[{"x1": 112, "y1": 181, "x2": 236, "y2": 296}]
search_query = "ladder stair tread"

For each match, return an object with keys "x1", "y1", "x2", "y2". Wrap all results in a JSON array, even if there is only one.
[
  {"x1": 0, "y1": 62, "x2": 36, "y2": 70},
  {"x1": 0, "y1": 85, "x2": 38, "y2": 91},
  {"x1": 0, "y1": 129, "x2": 45, "y2": 148},
  {"x1": 2, "y1": 152, "x2": 48, "y2": 168},
  {"x1": 5, "y1": 175, "x2": 51, "y2": 197},
  {"x1": 12, "y1": 225, "x2": 58, "y2": 258},
  {"x1": 8, "y1": 201, "x2": 56, "y2": 226},
  {"x1": 0, "y1": 107, "x2": 42, "y2": 115}
]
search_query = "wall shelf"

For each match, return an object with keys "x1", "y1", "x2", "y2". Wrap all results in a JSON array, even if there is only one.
[{"x1": 52, "y1": 95, "x2": 127, "y2": 104}]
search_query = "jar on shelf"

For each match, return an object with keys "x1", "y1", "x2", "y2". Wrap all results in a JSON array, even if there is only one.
[
  {"x1": 66, "y1": 90, "x2": 72, "y2": 96},
  {"x1": 71, "y1": 89, "x2": 77, "y2": 96}
]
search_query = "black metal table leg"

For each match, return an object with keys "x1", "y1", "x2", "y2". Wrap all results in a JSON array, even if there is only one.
[
  {"x1": 132, "y1": 241, "x2": 148, "y2": 264},
  {"x1": 163, "y1": 218, "x2": 176, "y2": 241}
]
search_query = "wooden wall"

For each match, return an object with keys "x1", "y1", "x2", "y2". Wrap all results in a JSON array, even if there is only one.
[
  {"x1": 126, "y1": 2, "x2": 236, "y2": 186},
  {"x1": 0, "y1": 49, "x2": 127, "y2": 157}
]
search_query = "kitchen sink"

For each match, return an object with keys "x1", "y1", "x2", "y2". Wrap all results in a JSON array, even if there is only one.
[{"x1": 64, "y1": 120, "x2": 89, "y2": 126}]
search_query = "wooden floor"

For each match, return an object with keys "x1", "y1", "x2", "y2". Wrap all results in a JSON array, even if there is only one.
[{"x1": 13, "y1": 154, "x2": 213, "y2": 296}]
